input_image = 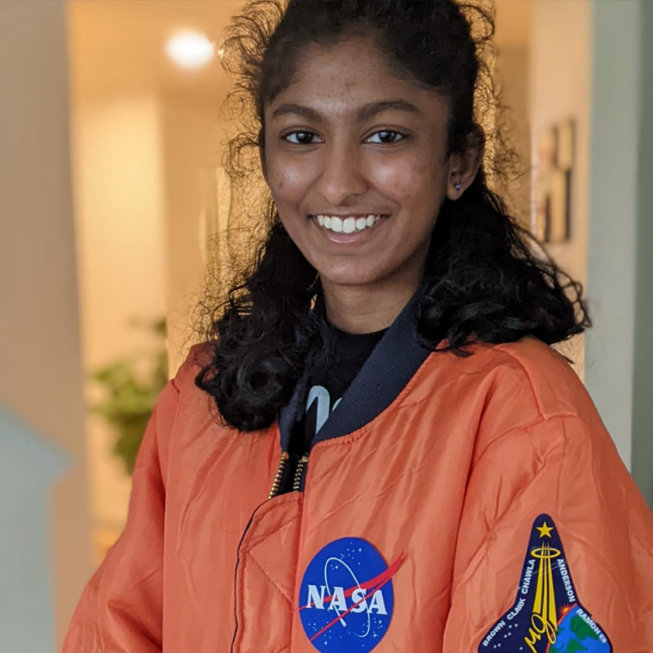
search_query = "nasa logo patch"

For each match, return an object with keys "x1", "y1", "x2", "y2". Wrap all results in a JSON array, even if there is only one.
[
  {"x1": 478, "y1": 514, "x2": 612, "y2": 652},
  {"x1": 298, "y1": 537, "x2": 403, "y2": 652}
]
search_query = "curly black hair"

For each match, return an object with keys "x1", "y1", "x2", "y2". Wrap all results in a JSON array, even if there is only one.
[{"x1": 195, "y1": 0, "x2": 590, "y2": 431}]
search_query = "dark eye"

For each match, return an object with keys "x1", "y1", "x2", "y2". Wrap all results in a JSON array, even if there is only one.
[
  {"x1": 366, "y1": 130, "x2": 404, "y2": 144},
  {"x1": 283, "y1": 131, "x2": 320, "y2": 145}
]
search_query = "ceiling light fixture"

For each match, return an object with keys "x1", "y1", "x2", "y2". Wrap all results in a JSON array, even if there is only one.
[{"x1": 165, "y1": 31, "x2": 215, "y2": 69}]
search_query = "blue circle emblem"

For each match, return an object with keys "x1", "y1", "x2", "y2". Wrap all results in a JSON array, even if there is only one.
[{"x1": 298, "y1": 537, "x2": 397, "y2": 652}]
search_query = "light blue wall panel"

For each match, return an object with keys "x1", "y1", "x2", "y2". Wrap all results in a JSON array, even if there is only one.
[{"x1": 0, "y1": 404, "x2": 69, "y2": 652}]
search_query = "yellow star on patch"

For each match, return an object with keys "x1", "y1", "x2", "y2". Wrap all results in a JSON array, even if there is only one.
[{"x1": 536, "y1": 521, "x2": 554, "y2": 538}]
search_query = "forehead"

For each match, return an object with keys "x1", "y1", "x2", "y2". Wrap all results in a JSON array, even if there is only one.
[
  {"x1": 292, "y1": 37, "x2": 404, "y2": 87},
  {"x1": 266, "y1": 36, "x2": 447, "y2": 120}
]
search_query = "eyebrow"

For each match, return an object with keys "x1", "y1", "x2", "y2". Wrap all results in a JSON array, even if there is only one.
[{"x1": 270, "y1": 99, "x2": 422, "y2": 122}]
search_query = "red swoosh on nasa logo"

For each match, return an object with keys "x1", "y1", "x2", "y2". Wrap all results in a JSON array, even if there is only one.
[{"x1": 300, "y1": 551, "x2": 405, "y2": 642}]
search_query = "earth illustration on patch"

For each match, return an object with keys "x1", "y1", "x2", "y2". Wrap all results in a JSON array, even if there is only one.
[
  {"x1": 478, "y1": 514, "x2": 611, "y2": 652},
  {"x1": 548, "y1": 605, "x2": 610, "y2": 653}
]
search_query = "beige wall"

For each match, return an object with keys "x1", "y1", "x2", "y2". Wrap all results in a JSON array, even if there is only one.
[
  {"x1": 160, "y1": 94, "x2": 225, "y2": 372},
  {"x1": 530, "y1": 0, "x2": 591, "y2": 287},
  {"x1": 528, "y1": 0, "x2": 592, "y2": 380},
  {"x1": 0, "y1": 0, "x2": 93, "y2": 649},
  {"x1": 495, "y1": 43, "x2": 531, "y2": 225},
  {"x1": 70, "y1": 96, "x2": 168, "y2": 542},
  {"x1": 69, "y1": 90, "x2": 229, "y2": 536}
]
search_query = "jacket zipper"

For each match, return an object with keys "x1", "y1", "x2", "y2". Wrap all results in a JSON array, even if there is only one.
[
  {"x1": 268, "y1": 450, "x2": 310, "y2": 498},
  {"x1": 268, "y1": 450, "x2": 290, "y2": 499},
  {"x1": 292, "y1": 454, "x2": 309, "y2": 492}
]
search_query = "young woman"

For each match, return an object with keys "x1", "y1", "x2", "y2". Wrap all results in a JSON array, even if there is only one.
[{"x1": 64, "y1": 1, "x2": 653, "y2": 651}]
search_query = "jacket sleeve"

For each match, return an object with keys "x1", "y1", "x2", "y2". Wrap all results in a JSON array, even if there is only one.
[
  {"x1": 442, "y1": 410, "x2": 653, "y2": 652},
  {"x1": 62, "y1": 379, "x2": 179, "y2": 653}
]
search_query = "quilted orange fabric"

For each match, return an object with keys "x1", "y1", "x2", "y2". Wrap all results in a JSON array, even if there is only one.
[{"x1": 63, "y1": 338, "x2": 653, "y2": 652}]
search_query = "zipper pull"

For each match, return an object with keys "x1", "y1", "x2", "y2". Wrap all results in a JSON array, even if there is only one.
[
  {"x1": 293, "y1": 454, "x2": 309, "y2": 493},
  {"x1": 268, "y1": 451, "x2": 289, "y2": 499}
]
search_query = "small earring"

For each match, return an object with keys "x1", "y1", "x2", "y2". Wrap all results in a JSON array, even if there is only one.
[{"x1": 455, "y1": 181, "x2": 462, "y2": 191}]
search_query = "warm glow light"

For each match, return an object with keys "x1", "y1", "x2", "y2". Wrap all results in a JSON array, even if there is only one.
[{"x1": 165, "y1": 31, "x2": 215, "y2": 69}]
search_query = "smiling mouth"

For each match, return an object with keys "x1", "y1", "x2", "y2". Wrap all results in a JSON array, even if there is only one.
[{"x1": 311, "y1": 214, "x2": 386, "y2": 234}]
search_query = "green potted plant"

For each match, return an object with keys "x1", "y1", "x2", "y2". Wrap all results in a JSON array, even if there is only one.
[{"x1": 91, "y1": 318, "x2": 168, "y2": 474}]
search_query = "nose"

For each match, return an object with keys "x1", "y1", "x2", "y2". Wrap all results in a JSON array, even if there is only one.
[{"x1": 315, "y1": 140, "x2": 368, "y2": 206}]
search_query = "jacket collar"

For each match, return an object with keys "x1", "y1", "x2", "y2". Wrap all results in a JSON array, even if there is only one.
[{"x1": 278, "y1": 289, "x2": 431, "y2": 450}]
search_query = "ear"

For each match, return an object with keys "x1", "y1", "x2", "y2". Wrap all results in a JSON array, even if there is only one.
[{"x1": 446, "y1": 141, "x2": 482, "y2": 201}]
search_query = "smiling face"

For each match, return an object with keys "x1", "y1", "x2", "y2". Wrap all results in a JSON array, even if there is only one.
[{"x1": 262, "y1": 36, "x2": 461, "y2": 318}]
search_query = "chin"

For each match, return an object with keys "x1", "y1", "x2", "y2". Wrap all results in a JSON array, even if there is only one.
[{"x1": 316, "y1": 266, "x2": 387, "y2": 289}]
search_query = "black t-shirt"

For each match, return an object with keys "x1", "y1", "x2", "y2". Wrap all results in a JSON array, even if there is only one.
[{"x1": 294, "y1": 325, "x2": 387, "y2": 455}]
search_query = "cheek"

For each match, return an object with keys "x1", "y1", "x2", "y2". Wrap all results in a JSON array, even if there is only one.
[
  {"x1": 268, "y1": 159, "x2": 310, "y2": 203},
  {"x1": 370, "y1": 158, "x2": 443, "y2": 205}
]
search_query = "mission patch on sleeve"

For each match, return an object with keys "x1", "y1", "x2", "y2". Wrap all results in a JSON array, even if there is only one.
[{"x1": 478, "y1": 513, "x2": 611, "y2": 652}]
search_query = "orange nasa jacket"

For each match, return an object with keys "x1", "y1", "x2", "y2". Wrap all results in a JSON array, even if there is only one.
[{"x1": 64, "y1": 300, "x2": 653, "y2": 653}]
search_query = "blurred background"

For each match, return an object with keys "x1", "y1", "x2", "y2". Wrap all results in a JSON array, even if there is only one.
[{"x1": 0, "y1": 0, "x2": 651, "y2": 650}]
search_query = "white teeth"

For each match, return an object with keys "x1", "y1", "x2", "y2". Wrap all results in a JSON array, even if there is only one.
[{"x1": 314, "y1": 214, "x2": 383, "y2": 234}]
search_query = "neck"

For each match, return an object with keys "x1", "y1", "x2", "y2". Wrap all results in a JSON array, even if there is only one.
[{"x1": 321, "y1": 278, "x2": 419, "y2": 334}]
